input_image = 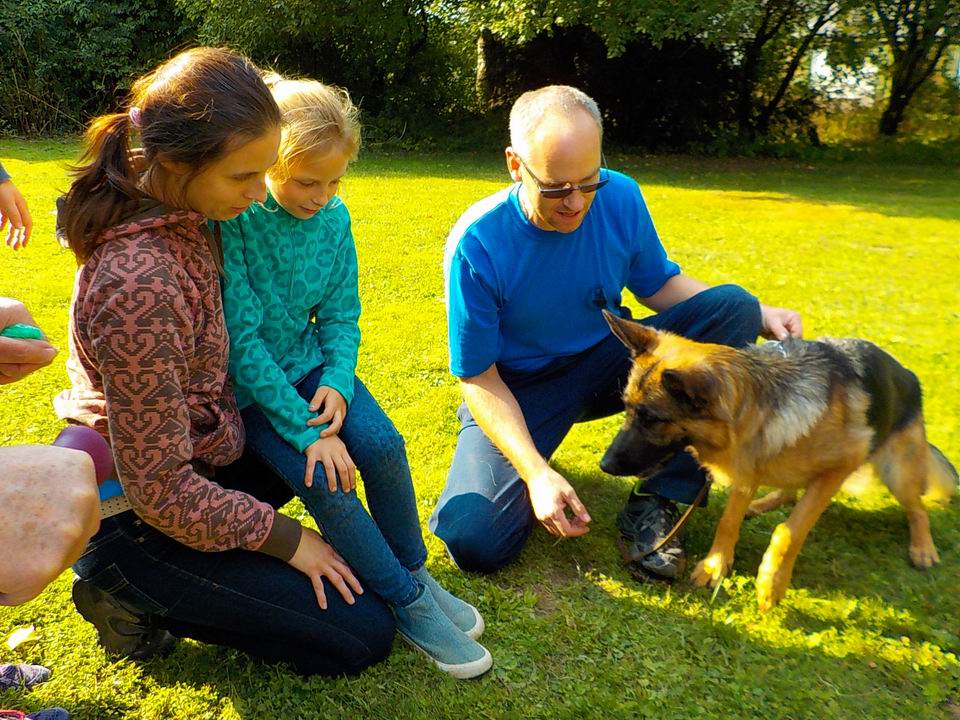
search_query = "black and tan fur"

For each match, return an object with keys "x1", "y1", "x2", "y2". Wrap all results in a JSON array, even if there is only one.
[{"x1": 600, "y1": 310, "x2": 958, "y2": 610}]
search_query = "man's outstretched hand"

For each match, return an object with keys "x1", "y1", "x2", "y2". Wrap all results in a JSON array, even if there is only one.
[{"x1": 528, "y1": 465, "x2": 592, "y2": 538}]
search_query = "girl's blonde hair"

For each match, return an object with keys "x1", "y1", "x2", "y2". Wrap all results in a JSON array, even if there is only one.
[{"x1": 264, "y1": 74, "x2": 361, "y2": 179}]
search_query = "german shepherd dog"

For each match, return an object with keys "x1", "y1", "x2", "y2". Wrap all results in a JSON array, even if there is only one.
[{"x1": 599, "y1": 310, "x2": 958, "y2": 610}]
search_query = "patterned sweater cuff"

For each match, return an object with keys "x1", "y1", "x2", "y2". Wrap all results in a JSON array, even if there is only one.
[{"x1": 257, "y1": 512, "x2": 302, "y2": 561}]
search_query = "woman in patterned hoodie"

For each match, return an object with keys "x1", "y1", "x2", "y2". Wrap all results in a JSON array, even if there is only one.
[
  {"x1": 219, "y1": 76, "x2": 492, "y2": 680},
  {"x1": 54, "y1": 48, "x2": 395, "y2": 676}
]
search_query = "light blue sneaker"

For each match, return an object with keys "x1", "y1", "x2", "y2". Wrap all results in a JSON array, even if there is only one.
[
  {"x1": 393, "y1": 584, "x2": 492, "y2": 680},
  {"x1": 412, "y1": 565, "x2": 485, "y2": 640}
]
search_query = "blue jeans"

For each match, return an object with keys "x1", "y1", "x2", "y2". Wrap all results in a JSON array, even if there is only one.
[
  {"x1": 429, "y1": 284, "x2": 762, "y2": 573},
  {"x1": 73, "y1": 451, "x2": 395, "y2": 676},
  {"x1": 242, "y1": 373, "x2": 427, "y2": 609}
]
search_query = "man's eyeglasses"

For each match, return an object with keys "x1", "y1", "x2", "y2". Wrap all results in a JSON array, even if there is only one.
[{"x1": 516, "y1": 154, "x2": 609, "y2": 199}]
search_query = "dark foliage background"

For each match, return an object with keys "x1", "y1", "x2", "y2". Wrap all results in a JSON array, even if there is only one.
[{"x1": 0, "y1": 0, "x2": 957, "y2": 152}]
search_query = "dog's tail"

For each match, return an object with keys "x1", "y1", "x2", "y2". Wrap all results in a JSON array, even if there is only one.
[{"x1": 925, "y1": 443, "x2": 959, "y2": 502}]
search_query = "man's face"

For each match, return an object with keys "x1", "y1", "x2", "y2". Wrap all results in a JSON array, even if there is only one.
[{"x1": 506, "y1": 108, "x2": 602, "y2": 234}]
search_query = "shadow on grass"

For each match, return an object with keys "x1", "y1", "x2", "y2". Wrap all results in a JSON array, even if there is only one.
[
  {"x1": 97, "y1": 465, "x2": 954, "y2": 718},
  {"x1": 550, "y1": 464, "x2": 960, "y2": 645}
]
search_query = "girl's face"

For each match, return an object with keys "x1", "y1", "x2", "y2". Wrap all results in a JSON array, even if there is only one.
[
  {"x1": 268, "y1": 146, "x2": 351, "y2": 220},
  {"x1": 179, "y1": 126, "x2": 281, "y2": 221}
]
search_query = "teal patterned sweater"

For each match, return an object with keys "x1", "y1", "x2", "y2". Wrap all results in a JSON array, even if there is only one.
[{"x1": 220, "y1": 193, "x2": 360, "y2": 453}]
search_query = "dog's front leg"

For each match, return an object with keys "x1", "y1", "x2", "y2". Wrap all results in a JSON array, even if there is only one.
[
  {"x1": 690, "y1": 482, "x2": 757, "y2": 588},
  {"x1": 756, "y1": 469, "x2": 849, "y2": 611}
]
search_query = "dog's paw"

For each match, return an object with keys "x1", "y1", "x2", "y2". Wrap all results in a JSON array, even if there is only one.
[
  {"x1": 909, "y1": 541, "x2": 940, "y2": 569},
  {"x1": 756, "y1": 574, "x2": 788, "y2": 612},
  {"x1": 690, "y1": 552, "x2": 731, "y2": 588}
]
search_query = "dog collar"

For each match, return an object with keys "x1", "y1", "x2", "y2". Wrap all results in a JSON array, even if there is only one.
[{"x1": 761, "y1": 340, "x2": 788, "y2": 357}]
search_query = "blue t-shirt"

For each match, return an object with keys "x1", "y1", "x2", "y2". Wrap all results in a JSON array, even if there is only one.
[{"x1": 444, "y1": 170, "x2": 681, "y2": 378}]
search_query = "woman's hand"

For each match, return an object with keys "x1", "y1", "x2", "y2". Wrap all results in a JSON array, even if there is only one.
[
  {"x1": 287, "y1": 527, "x2": 363, "y2": 610},
  {"x1": 304, "y1": 434, "x2": 356, "y2": 493},
  {"x1": 306, "y1": 385, "x2": 347, "y2": 437}
]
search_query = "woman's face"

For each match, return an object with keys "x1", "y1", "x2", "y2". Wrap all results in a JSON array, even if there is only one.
[
  {"x1": 267, "y1": 146, "x2": 351, "y2": 220},
  {"x1": 178, "y1": 126, "x2": 282, "y2": 221}
]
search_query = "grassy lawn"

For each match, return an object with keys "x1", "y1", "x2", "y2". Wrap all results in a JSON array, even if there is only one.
[{"x1": 1, "y1": 138, "x2": 958, "y2": 719}]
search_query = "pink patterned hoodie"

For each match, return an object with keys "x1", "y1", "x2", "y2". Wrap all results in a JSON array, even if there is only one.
[{"x1": 54, "y1": 204, "x2": 300, "y2": 559}]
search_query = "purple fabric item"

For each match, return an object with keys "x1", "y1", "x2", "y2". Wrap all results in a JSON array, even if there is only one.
[
  {"x1": 0, "y1": 664, "x2": 51, "y2": 691},
  {"x1": 0, "y1": 710, "x2": 70, "y2": 720},
  {"x1": 28, "y1": 710, "x2": 70, "y2": 720},
  {"x1": 52, "y1": 426, "x2": 113, "y2": 485}
]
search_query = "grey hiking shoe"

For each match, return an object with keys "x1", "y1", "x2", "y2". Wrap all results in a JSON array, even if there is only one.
[
  {"x1": 616, "y1": 493, "x2": 686, "y2": 581},
  {"x1": 394, "y1": 584, "x2": 492, "y2": 680},
  {"x1": 0, "y1": 664, "x2": 50, "y2": 691},
  {"x1": 71, "y1": 576, "x2": 176, "y2": 660}
]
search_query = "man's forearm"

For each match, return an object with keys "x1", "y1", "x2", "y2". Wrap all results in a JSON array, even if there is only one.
[
  {"x1": 460, "y1": 366, "x2": 548, "y2": 481},
  {"x1": 641, "y1": 273, "x2": 710, "y2": 313}
]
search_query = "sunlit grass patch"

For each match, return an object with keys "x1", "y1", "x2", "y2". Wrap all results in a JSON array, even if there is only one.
[{"x1": 1, "y1": 139, "x2": 958, "y2": 719}]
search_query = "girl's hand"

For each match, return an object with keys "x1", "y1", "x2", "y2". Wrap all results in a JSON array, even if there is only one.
[
  {"x1": 287, "y1": 527, "x2": 363, "y2": 610},
  {"x1": 306, "y1": 385, "x2": 347, "y2": 437},
  {"x1": 304, "y1": 434, "x2": 356, "y2": 493}
]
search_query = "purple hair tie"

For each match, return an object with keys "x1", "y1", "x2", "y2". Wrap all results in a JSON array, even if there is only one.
[{"x1": 128, "y1": 106, "x2": 142, "y2": 128}]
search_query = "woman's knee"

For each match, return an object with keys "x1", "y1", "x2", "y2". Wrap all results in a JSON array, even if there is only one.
[
  {"x1": 339, "y1": 600, "x2": 396, "y2": 674},
  {"x1": 293, "y1": 597, "x2": 396, "y2": 676}
]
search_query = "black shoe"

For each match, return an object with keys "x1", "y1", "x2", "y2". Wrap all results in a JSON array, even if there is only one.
[
  {"x1": 71, "y1": 576, "x2": 176, "y2": 660},
  {"x1": 616, "y1": 493, "x2": 686, "y2": 581}
]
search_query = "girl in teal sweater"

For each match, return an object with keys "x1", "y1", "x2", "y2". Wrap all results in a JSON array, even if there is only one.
[{"x1": 220, "y1": 76, "x2": 491, "y2": 679}]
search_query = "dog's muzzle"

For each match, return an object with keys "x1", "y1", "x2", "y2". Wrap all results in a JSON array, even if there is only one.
[{"x1": 601, "y1": 430, "x2": 687, "y2": 478}]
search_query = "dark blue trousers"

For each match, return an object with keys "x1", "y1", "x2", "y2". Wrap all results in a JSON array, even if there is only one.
[
  {"x1": 73, "y1": 451, "x2": 395, "y2": 676},
  {"x1": 428, "y1": 284, "x2": 762, "y2": 573}
]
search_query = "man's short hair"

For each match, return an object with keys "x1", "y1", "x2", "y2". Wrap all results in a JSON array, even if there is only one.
[{"x1": 509, "y1": 85, "x2": 603, "y2": 159}]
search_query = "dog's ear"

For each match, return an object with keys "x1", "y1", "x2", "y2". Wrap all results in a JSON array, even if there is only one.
[
  {"x1": 602, "y1": 309, "x2": 658, "y2": 355},
  {"x1": 662, "y1": 368, "x2": 716, "y2": 414}
]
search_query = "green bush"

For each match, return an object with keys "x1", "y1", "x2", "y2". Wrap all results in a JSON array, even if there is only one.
[{"x1": 0, "y1": 0, "x2": 194, "y2": 135}]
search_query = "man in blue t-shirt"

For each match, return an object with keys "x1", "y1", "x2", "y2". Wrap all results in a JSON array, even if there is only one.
[{"x1": 428, "y1": 86, "x2": 802, "y2": 581}]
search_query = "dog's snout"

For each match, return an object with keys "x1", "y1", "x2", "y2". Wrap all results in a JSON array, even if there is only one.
[{"x1": 600, "y1": 431, "x2": 636, "y2": 476}]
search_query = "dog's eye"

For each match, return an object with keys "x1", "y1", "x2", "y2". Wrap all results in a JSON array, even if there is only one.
[{"x1": 633, "y1": 408, "x2": 669, "y2": 427}]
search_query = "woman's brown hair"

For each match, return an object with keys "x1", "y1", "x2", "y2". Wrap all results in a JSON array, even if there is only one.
[{"x1": 61, "y1": 47, "x2": 282, "y2": 262}]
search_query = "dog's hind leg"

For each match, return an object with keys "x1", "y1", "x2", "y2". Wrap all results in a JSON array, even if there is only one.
[
  {"x1": 872, "y1": 417, "x2": 939, "y2": 568},
  {"x1": 745, "y1": 488, "x2": 799, "y2": 518},
  {"x1": 756, "y1": 467, "x2": 852, "y2": 611},
  {"x1": 691, "y1": 482, "x2": 757, "y2": 588}
]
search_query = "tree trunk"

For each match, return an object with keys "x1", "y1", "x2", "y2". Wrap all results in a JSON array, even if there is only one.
[{"x1": 879, "y1": 77, "x2": 913, "y2": 135}]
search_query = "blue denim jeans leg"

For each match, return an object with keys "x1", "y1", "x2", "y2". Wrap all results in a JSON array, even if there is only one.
[
  {"x1": 429, "y1": 284, "x2": 762, "y2": 573},
  {"x1": 73, "y1": 450, "x2": 395, "y2": 676},
  {"x1": 241, "y1": 371, "x2": 427, "y2": 608}
]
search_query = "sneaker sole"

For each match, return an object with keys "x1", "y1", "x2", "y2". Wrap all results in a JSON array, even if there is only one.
[
  {"x1": 616, "y1": 537, "x2": 684, "y2": 581},
  {"x1": 464, "y1": 606, "x2": 484, "y2": 641},
  {"x1": 396, "y1": 630, "x2": 493, "y2": 680}
]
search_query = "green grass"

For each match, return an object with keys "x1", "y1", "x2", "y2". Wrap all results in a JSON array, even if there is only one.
[{"x1": 1, "y1": 139, "x2": 958, "y2": 719}]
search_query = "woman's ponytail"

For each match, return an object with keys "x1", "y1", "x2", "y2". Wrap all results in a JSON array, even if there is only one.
[{"x1": 61, "y1": 111, "x2": 142, "y2": 263}]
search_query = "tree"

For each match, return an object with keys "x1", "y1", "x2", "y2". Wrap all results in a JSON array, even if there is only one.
[
  {"x1": 175, "y1": 0, "x2": 469, "y2": 121},
  {"x1": 727, "y1": 0, "x2": 854, "y2": 139},
  {"x1": 870, "y1": 0, "x2": 960, "y2": 135},
  {"x1": 0, "y1": 0, "x2": 193, "y2": 134},
  {"x1": 463, "y1": 0, "x2": 858, "y2": 142}
]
